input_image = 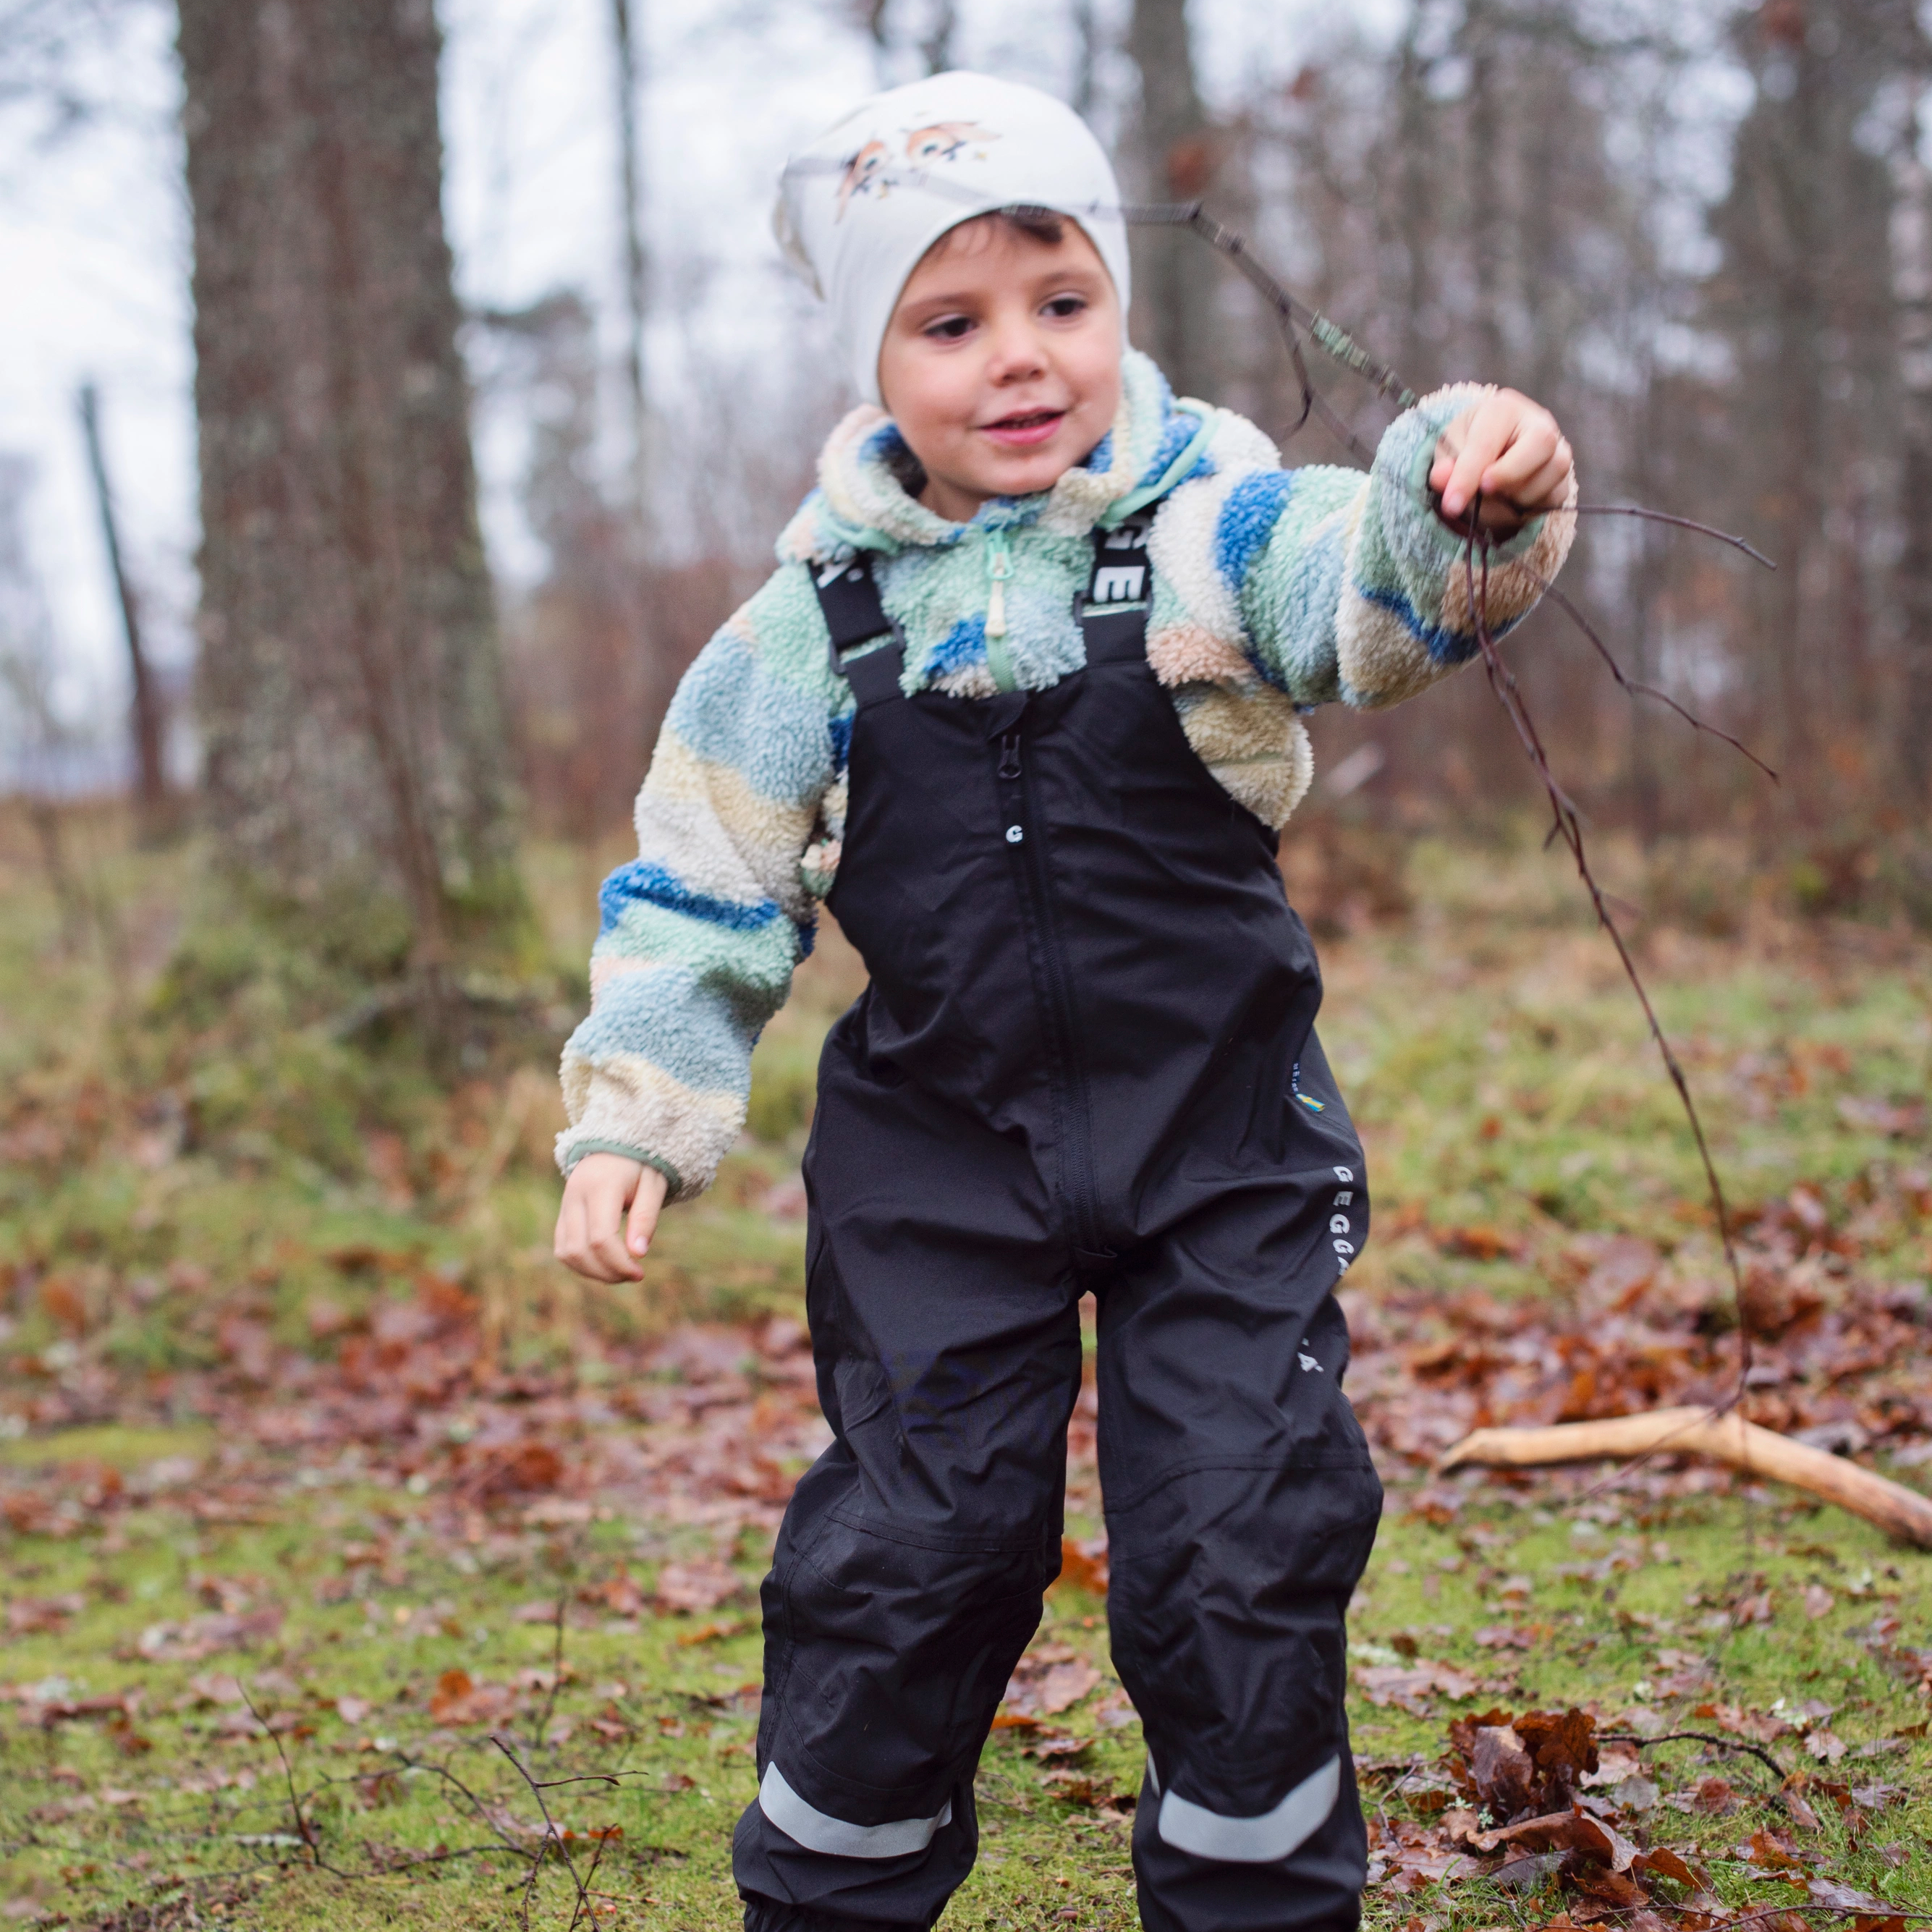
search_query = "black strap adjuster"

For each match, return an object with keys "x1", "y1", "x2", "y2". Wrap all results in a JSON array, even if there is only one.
[{"x1": 813, "y1": 554, "x2": 905, "y2": 707}]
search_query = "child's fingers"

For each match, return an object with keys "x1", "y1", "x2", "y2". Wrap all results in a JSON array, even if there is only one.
[
  {"x1": 588, "y1": 1177, "x2": 646, "y2": 1280},
  {"x1": 1504, "y1": 441, "x2": 1573, "y2": 514},
  {"x1": 625, "y1": 1167, "x2": 666, "y2": 1258},
  {"x1": 1440, "y1": 397, "x2": 1512, "y2": 518},
  {"x1": 555, "y1": 1164, "x2": 645, "y2": 1282},
  {"x1": 553, "y1": 1190, "x2": 586, "y2": 1272},
  {"x1": 1479, "y1": 418, "x2": 1564, "y2": 501},
  {"x1": 558, "y1": 1197, "x2": 621, "y2": 1282}
]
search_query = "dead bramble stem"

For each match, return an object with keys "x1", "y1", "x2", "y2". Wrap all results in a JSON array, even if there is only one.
[
  {"x1": 493, "y1": 1732, "x2": 598, "y2": 1931},
  {"x1": 1596, "y1": 1726, "x2": 1788, "y2": 1782}
]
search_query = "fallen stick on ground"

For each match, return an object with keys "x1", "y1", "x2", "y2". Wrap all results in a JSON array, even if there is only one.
[{"x1": 1438, "y1": 1405, "x2": 1932, "y2": 1549}]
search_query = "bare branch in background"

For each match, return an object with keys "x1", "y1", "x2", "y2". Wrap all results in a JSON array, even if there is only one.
[{"x1": 77, "y1": 384, "x2": 169, "y2": 839}]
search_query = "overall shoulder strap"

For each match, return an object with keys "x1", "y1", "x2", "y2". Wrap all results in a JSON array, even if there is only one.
[
  {"x1": 813, "y1": 554, "x2": 905, "y2": 708},
  {"x1": 1080, "y1": 513, "x2": 1154, "y2": 666}
]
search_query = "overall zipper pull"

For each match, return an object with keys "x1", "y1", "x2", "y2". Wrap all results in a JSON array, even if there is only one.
[
  {"x1": 986, "y1": 533, "x2": 1012, "y2": 640},
  {"x1": 998, "y1": 731, "x2": 1022, "y2": 780}
]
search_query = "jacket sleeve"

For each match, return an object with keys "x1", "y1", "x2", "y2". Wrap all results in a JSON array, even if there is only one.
[
  {"x1": 556, "y1": 563, "x2": 844, "y2": 1201},
  {"x1": 1150, "y1": 384, "x2": 1577, "y2": 712}
]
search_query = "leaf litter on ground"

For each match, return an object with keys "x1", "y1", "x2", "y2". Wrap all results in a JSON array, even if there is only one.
[{"x1": 2, "y1": 827, "x2": 1930, "y2": 1925}]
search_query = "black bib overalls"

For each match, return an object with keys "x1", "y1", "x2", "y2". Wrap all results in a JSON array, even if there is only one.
[{"x1": 734, "y1": 522, "x2": 1384, "y2": 1932}]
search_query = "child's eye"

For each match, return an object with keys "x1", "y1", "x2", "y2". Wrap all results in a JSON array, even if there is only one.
[
  {"x1": 1042, "y1": 295, "x2": 1088, "y2": 320},
  {"x1": 923, "y1": 315, "x2": 975, "y2": 342}
]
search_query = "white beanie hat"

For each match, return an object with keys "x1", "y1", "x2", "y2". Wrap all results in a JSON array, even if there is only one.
[{"x1": 776, "y1": 70, "x2": 1131, "y2": 406}]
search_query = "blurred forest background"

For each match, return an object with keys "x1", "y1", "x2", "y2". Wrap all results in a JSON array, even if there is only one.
[
  {"x1": 3, "y1": 0, "x2": 1932, "y2": 933},
  {"x1": 2, "y1": 1, "x2": 1932, "y2": 1925}
]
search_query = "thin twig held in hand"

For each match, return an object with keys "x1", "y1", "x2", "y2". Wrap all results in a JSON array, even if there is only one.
[
  {"x1": 1570, "y1": 503, "x2": 1777, "y2": 570},
  {"x1": 1544, "y1": 585, "x2": 1780, "y2": 783},
  {"x1": 1461, "y1": 520, "x2": 1752, "y2": 1407}
]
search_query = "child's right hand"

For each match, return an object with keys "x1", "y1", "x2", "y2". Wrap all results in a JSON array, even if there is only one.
[{"x1": 554, "y1": 1153, "x2": 668, "y2": 1282}]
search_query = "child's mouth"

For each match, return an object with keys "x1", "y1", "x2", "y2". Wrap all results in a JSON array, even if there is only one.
[{"x1": 980, "y1": 408, "x2": 1066, "y2": 449}]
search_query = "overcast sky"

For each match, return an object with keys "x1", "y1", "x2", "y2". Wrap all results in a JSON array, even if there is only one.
[
  {"x1": 4, "y1": 0, "x2": 1784, "y2": 773},
  {"x1": 2, "y1": 0, "x2": 1395, "y2": 760}
]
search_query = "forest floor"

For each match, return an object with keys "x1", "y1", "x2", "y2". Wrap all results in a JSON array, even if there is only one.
[{"x1": 0, "y1": 803, "x2": 1929, "y2": 1931}]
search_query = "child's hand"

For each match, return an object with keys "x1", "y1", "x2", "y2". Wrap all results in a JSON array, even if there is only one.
[
  {"x1": 554, "y1": 1153, "x2": 667, "y2": 1282},
  {"x1": 1428, "y1": 388, "x2": 1573, "y2": 538}
]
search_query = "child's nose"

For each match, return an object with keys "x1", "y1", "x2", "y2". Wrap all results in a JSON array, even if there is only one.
[{"x1": 983, "y1": 315, "x2": 1048, "y2": 382}]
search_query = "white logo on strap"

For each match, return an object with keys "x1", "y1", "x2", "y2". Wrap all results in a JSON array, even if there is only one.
[{"x1": 1092, "y1": 564, "x2": 1145, "y2": 603}]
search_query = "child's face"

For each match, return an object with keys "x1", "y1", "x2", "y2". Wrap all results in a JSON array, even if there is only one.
[{"x1": 876, "y1": 217, "x2": 1122, "y2": 523}]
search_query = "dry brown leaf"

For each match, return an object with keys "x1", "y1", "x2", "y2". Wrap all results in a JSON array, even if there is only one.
[{"x1": 654, "y1": 1559, "x2": 746, "y2": 1615}]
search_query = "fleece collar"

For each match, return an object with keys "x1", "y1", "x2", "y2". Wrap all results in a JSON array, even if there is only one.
[{"x1": 778, "y1": 349, "x2": 1219, "y2": 564}]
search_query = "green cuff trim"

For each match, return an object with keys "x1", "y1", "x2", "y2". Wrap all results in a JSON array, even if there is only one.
[
  {"x1": 1403, "y1": 425, "x2": 1546, "y2": 562},
  {"x1": 561, "y1": 1140, "x2": 684, "y2": 1197}
]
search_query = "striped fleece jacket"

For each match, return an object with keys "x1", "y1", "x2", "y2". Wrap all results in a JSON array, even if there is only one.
[{"x1": 557, "y1": 349, "x2": 1577, "y2": 1199}]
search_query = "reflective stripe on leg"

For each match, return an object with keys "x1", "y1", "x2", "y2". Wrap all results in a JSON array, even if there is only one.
[
  {"x1": 1155, "y1": 1753, "x2": 1340, "y2": 1865},
  {"x1": 758, "y1": 1761, "x2": 954, "y2": 1861}
]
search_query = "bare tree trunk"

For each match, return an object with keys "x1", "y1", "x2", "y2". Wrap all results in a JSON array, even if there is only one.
[
  {"x1": 1069, "y1": 0, "x2": 1099, "y2": 120},
  {"x1": 77, "y1": 384, "x2": 169, "y2": 837},
  {"x1": 609, "y1": 0, "x2": 651, "y2": 525},
  {"x1": 863, "y1": 0, "x2": 893, "y2": 85},
  {"x1": 1389, "y1": 6, "x2": 1436, "y2": 389},
  {"x1": 1897, "y1": 152, "x2": 1932, "y2": 804},
  {"x1": 178, "y1": 0, "x2": 519, "y2": 975},
  {"x1": 1711, "y1": 0, "x2": 1904, "y2": 826},
  {"x1": 918, "y1": 0, "x2": 955, "y2": 73},
  {"x1": 1460, "y1": 0, "x2": 1508, "y2": 378},
  {"x1": 1126, "y1": 0, "x2": 1223, "y2": 401}
]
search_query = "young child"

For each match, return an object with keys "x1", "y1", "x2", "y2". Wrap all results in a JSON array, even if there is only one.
[{"x1": 554, "y1": 69, "x2": 1574, "y2": 1932}]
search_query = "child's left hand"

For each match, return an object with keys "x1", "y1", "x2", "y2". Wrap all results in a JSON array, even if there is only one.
[{"x1": 1429, "y1": 388, "x2": 1573, "y2": 538}]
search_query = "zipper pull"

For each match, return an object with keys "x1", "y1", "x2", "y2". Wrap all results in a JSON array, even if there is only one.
[
  {"x1": 998, "y1": 731, "x2": 1022, "y2": 779},
  {"x1": 986, "y1": 534, "x2": 1012, "y2": 640}
]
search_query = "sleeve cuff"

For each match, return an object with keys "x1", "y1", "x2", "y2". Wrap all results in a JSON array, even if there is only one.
[{"x1": 558, "y1": 1141, "x2": 685, "y2": 1198}]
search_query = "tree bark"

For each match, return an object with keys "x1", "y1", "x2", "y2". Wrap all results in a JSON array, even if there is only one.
[
  {"x1": 609, "y1": 0, "x2": 651, "y2": 526},
  {"x1": 179, "y1": 0, "x2": 517, "y2": 968},
  {"x1": 1126, "y1": 0, "x2": 1224, "y2": 402},
  {"x1": 1897, "y1": 152, "x2": 1932, "y2": 804}
]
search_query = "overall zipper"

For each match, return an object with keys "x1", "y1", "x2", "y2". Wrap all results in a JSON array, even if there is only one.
[{"x1": 996, "y1": 724, "x2": 1103, "y2": 1259}]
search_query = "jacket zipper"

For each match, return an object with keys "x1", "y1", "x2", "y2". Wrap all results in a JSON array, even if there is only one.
[
  {"x1": 996, "y1": 724, "x2": 1103, "y2": 1258},
  {"x1": 983, "y1": 533, "x2": 1017, "y2": 694}
]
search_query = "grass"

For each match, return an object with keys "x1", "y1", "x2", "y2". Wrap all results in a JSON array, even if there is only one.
[
  {"x1": 0, "y1": 802, "x2": 1928, "y2": 1926},
  {"x1": 3, "y1": 1462, "x2": 1928, "y2": 1928}
]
